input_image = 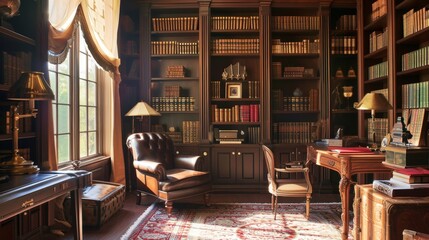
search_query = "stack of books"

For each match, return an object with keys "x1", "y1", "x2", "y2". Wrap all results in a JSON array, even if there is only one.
[{"x1": 373, "y1": 167, "x2": 429, "y2": 197}]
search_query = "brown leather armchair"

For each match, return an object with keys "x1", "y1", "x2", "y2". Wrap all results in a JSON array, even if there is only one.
[{"x1": 126, "y1": 132, "x2": 211, "y2": 215}]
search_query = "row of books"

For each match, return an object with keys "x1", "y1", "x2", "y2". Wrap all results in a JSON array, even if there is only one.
[
  {"x1": 182, "y1": 121, "x2": 200, "y2": 143},
  {"x1": 212, "y1": 39, "x2": 259, "y2": 54},
  {"x1": 367, "y1": 61, "x2": 388, "y2": 80},
  {"x1": 164, "y1": 85, "x2": 181, "y2": 98},
  {"x1": 247, "y1": 126, "x2": 260, "y2": 144},
  {"x1": 282, "y1": 96, "x2": 314, "y2": 112},
  {"x1": 373, "y1": 167, "x2": 429, "y2": 197},
  {"x1": 272, "y1": 16, "x2": 320, "y2": 31},
  {"x1": 401, "y1": 44, "x2": 429, "y2": 72},
  {"x1": 211, "y1": 104, "x2": 259, "y2": 123},
  {"x1": 368, "y1": 28, "x2": 388, "y2": 54},
  {"x1": 272, "y1": 39, "x2": 320, "y2": 54},
  {"x1": 370, "y1": 0, "x2": 387, "y2": 22},
  {"x1": 402, "y1": 7, "x2": 429, "y2": 38},
  {"x1": 0, "y1": 51, "x2": 32, "y2": 86},
  {"x1": 272, "y1": 89, "x2": 318, "y2": 111},
  {"x1": 121, "y1": 40, "x2": 138, "y2": 55},
  {"x1": 166, "y1": 65, "x2": 186, "y2": 78},
  {"x1": 272, "y1": 121, "x2": 316, "y2": 144},
  {"x1": 402, "y1": 108, "x2": 427, "y2": 147},
  {"x1": 283, "y1": 67, "x2": 315, "y2": 78},
  {"x1": 367, "y1": 118, "x2": 388, "y2": 144},
  {"x1": 151, "y1": 97, "x2": 195, "y2": 112},
  {"x1": 331, "y1": 36, "x2": 357, "y2": 55},
  {"x1": 211, "y1": 16, "x2": 259, "y2": 30},
  {"x1": 151, "y1": 41, "x2": 199, "y2": 55},
  {"x1": 401, "y1": 81, "x2": 429, "y2": 109},
  {"x1": 152, "y1": 17, "x2": 199, "y2": 32},
  {"x1": 210, "y1": 81, "x2": 260, "y2": 99},
  {"x1": 334, "y1": 14, "x2": 357, "y2": 31}
]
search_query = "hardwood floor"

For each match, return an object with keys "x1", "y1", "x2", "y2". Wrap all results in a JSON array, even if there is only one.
[{"x1": 53, "y1": 191, "x2": 340, "y2": 240}]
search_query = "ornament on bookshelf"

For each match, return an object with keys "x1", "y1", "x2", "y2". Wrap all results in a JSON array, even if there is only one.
[
  {"x1": 342, "y1": 86, "x2": 353, "y2": 109},
  {"x1": 331, "y1": 85, "x2": 342, "y2": 109},
  {"x1": 293, "y1": 88, "x2": 303, "y2": 97},
  {"x1": 335, "y1": 67, "x2": 344, "y2": 78},
  {"x1": 347, "y1": 67, "x2": 356, "y2": 78},
  {"x1": 380, "y1": 133, "x2": 391, "y2": 152},
  {"x1": 169, "y1": 126, "x2": 175, "y2": 132},
  {"x1": 221, "y1": 62, "x2": 247, "y2": 81}
]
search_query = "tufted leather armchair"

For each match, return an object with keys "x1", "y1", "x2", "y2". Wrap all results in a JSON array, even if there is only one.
[{"x1": 126, "y1": 132, "x2": 211, "y2": 215}]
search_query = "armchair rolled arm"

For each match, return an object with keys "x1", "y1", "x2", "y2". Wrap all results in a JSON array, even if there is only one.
[
  {"x1": 133, "y1": 160, "x2": 167, "y2": 181},
  {"x1": 174, "y1": 155, "x2": 203, "y2": 170}
]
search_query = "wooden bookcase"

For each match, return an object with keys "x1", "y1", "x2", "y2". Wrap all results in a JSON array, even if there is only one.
[
  {"x1": 357, "y1": 0, "x2": 429, "y2": 147},
  {"x1": 329, "y1": 7, "x2": 358, "y2": 137}
]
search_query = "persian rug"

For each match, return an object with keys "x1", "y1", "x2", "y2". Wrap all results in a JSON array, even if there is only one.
[{"x1": 121, "y1": 202, "x2": 352, "y2": 240}]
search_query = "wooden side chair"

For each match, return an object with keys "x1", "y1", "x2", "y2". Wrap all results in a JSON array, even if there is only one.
[{"x1": 262, "y1": 145, "x2": 313, "y2": 220}]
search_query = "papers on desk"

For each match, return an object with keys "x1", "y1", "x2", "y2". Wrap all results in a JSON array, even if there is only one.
[{"x1": 328, "y1": 146, "x2": 373, "y2": 154}]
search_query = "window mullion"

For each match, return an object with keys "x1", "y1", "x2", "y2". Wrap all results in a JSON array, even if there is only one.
[{"x1": 71, "y1": 30, "x2": 80, "y2": 161}]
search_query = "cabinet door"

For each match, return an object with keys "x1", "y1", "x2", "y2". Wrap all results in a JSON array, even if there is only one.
[
  {"x1": 211, "y1": 147, "x2": 236, "y2": 184},
  {"x1": 236, "y1": 146, "x2": 260, "y2": 184}
]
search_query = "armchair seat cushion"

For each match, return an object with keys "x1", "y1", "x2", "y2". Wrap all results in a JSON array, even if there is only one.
[{"x1": 160, "y1": 169, "x2": 211, "y2": 192}]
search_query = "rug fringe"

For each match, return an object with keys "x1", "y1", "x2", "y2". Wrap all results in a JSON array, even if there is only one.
[{"x1": 120, "y1": 203, "x2": 157, "y2": 240}]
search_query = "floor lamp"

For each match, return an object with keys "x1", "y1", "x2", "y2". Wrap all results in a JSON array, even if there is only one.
[
  {"x1": 0, "y1": 72, "x2": 55, "y2": 175},
  {"x1": 355, "y1": 92, "x2": 392, "y2": 150},
  {"x1": 125, "y1": 101, "x2": 161, "y2": 133}
]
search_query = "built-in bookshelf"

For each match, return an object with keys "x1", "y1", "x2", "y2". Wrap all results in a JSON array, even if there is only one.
[
  {"x1": 148, "y1": 8, "x2": 201, "y2": 144},
  {"x1": 330, "y1": 7, "x2": 358, "y2": 137},
  {"x1": 209, "y1": 8, "x2": 261, "y2": 145},
  {"x1": 270, "y1": 7, "x2": 320, "y2": 144}
]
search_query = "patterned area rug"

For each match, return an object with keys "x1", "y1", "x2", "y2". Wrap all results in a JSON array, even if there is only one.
[{"x1": 121, "y1": 202, "x2": 350, "y2": 240}]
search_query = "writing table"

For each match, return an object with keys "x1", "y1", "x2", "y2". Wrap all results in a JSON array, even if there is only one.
[{"x1": 307, "y1": 144, "x2": 391, "y2": 240}]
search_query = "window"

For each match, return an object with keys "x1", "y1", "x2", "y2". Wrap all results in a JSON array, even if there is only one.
[{"x1": 49, "y1": 27, "x2": 100, "y2": 164}]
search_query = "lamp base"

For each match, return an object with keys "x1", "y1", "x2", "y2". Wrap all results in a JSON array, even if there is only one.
[{"x1": 0, "y1": 154, "x2": 40, "y2": 175}]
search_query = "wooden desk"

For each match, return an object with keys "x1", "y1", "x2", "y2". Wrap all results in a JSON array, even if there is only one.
[
  {"x1": 307, "y1": 145, "x2": 392, "y2": 240},
  {"x1": 0, "y1": 171, "x2": 91, "y2": 240}
]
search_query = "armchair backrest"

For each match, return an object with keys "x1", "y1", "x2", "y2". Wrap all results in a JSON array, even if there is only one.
[{"x1": 126, "y1": 132, "x2": 175, "y2": 169}]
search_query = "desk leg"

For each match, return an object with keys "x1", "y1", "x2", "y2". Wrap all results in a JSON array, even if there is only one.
[
  {"x1": 339, "y1": 175, "x2": 352, "y2": 240},
  {"x1": 70, "y1": 188, "x2": 83, "y2": 240}
]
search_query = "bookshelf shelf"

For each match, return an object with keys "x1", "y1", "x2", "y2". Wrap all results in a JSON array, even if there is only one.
[
  {"x1": 363, "y1": 14, "x2": 387, "y2": 31},
  {"x1": 272, "y1": 110, "x2": 319, "y2": 115},
  {"x1": 212, "y1": 122, "x2": 260, "y2": 126},
  {"x1": 396, "y1": 27, "x2": 429, "y2": 46},
  {"x1": 0, "y1": 132, "x2": 36, "y2": 141},
  {"x1": 151, "y1": 77, "x2": 199, "y2": 81},
  {"x1": 0, "y1": 26, "x2": 35, "y2": 47},
  {"x1": 272, "y1": 77, "x2": 319, "y2": 81},
  {"x1": 272, "y1": 53, "x2": 319, "y2": 57},
  {"x1": 211, "y1": 53, "x2": 259, "y2": 57},
  {"x1": 211, "y1": 98, "x2": 260, "y2": 103},
  {"x1": 364, "y1": 46, "x2": 387, "y2": 59},
  {"x1": 364, "y1": 76, "x2": 388, "y2": 84},
  {"x1": 151, "y1": 30, "x2": 199, "y2": 35},
  {"x1": 151, "y1": 54, "x2": 199, "y2": 58}
]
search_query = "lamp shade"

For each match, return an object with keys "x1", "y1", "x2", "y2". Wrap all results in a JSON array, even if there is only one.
[
  {"x1": 355, "y1": 93, "x2": 392, "y2": 111},
  {"x1": 125, "y1": 101, "x2": 161, "y2": 117},
  {"x1": 8, "y1": 72, "x2": 55, "y2": 101}
]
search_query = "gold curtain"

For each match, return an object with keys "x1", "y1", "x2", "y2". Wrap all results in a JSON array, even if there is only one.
[{"x1": 48, "y1": 0, "x2": 125, "y2": 184}]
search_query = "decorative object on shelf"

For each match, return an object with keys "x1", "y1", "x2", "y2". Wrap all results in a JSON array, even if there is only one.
[
  {"x1": 390, "y1": 116, "x2": 412, "y2": 146},
  {"x1": 221, "y1": 62, "x2": 247, "y2": 81},
  {"x1": 0, "y1": 0, "x2": 20, "y2": 18},
  {"x1": 331, "y1": 85, "x2": 342, "y2": 109},
  {"x1": 293, "y1": 88, "x2": 303, "y2": 97},
  {"x1": 342, "y1": 86, "x2": 353, "y2": 109},
  {"x1": 335, "y1": 67, "x2": 344, "y2": 78},
  {"x1": 347, "y1": 67, "x2": 356, "y2": 78},
  {"x1": 0, "y1": 72, "x2": 54, "y2": 175},
  {"x1": 125, "y1": 101, "x2": 161, "y2": 133},
  {"x1": 225, "y1": 82, "x2": 242, "y2": 98},
  {"x1": 380, "y1": 133, "x2": 391, "y2": 152},
  {"x1": 355, "y1": 92, "x2": 392, "y2": 150}
]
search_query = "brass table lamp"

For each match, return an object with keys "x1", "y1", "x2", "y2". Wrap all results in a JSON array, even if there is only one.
[
  {"x1": 125, "y1": 101, "x2": 161, "y2": 133},
  {"x1": 355, "y1": 92, "x2": 392, "y2": 150},
  {"x1": 0, "y1": 72, "x2": 55, "y2": 175}
]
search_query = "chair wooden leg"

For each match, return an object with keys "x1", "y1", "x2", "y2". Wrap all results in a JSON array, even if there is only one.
[
  {"x1": 274, "y1": 196, "x2": 278, "y2": 220},
  {"x1": 306, "y1": 196, "x2": 310, "y2": 219},
  {"x1": 165, "y1": 201, "x2": 173, "y2": 216},
  {"x1": 204, "y1": 193, "x2": 211, "y2": 206},
  {"x1": 271, "y1": 195, "x2": 275, "y2": 212}
]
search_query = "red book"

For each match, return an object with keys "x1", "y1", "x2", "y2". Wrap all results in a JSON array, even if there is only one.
[
  {"x1": 328, "y1": 146, "x2": 373, "y2": 154},
  {"x1": 393, "y1": 167, "x2": 429, "y2": 184}
]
